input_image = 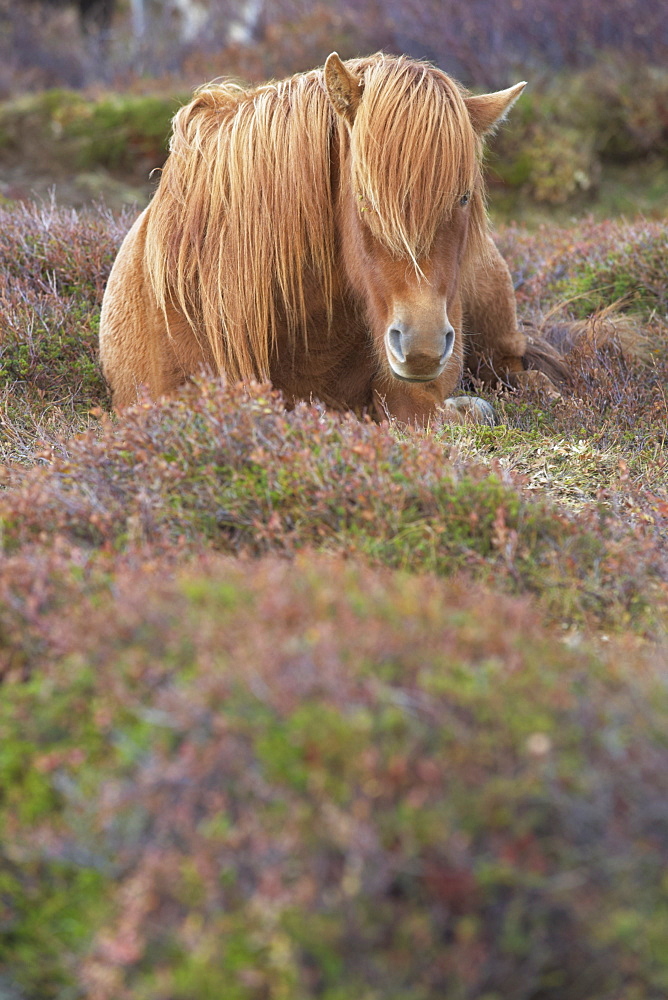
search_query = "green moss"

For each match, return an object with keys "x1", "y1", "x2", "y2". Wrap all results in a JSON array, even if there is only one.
[
  {"x1": 0, "y1": 89, "x2": 183, "y2": 179},
  {"x1": 66, "y1": 94, "x2": 180, "y2": 172}
]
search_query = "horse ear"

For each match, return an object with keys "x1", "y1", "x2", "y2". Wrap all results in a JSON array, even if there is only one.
[
  {"x1": 324, "y1": 52, "x2": 363, "y2": 125},
  {"x1": 465, "y1": 82, "x2": 527, "y2": 135}
]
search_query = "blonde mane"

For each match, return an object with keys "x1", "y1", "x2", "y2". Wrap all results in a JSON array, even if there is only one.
[
  {"x1": 144, "y1": 54, "x2": 490, "y2": 382},
  {"x1": 348, "y1": 56, "x2": 483, "y2": 264}
]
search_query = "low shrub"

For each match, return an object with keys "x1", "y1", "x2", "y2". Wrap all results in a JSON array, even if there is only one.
[
  {"x1": 0, "y1": 191, "x2": 664, "y2": 1000},
  {"x1": 488, "y1": 60, "x2": 668, "y2": 211},
  {"x1": 1, "y1": 379, "x2": 666, "y2": 633},
  {"x1": 489, "y1": 121, "x2": 599, "y2": 206},
  {"x1": 1, "y1": 553, "x2": 668, "y2": 999},
  {"x1": 498, "y1": 218, "x2": 668, "y2": 322},
  {"x1": 0, "y1": 200, "x2": 127, "y2": 456},
  {"x1": 567, "y1": 59, "x2": 668, "y2": 163}
]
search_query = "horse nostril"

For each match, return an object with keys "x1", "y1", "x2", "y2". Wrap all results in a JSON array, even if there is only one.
[
  {"x1": 440, "y1": 326, "x2": 455, "y2": 364},
  {"x1": 388, "y1": 327, "x2": 406, "y2": 362}
]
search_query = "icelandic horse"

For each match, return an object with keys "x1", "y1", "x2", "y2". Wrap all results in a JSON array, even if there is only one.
[{"x1": 100, "y1": 53, "x2": 534, "y2": 425}]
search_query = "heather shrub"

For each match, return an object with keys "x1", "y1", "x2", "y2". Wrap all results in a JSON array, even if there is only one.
[
  {"x1": 0, "y1": 198, "x2": 120, "y2": 302},
  {"x1": 0, "y1": 206, "x2": 664, "y2": 626},
  {"x1": 2, "y1": 553, "x2": 668, "y2": 999},
  {"x1": 488, "y1": 62, "x2": 668, "y2": 211},
  {"x1": 556, "y1": 234, "x2": 668, "y2": 320},
  {"x1": 493, "y1": 220, "x2": 668, "y2": 488},
  {"x1": 567, "y1": 59, "x2": 668, "y2": 162},
  {"x1": 497, "y1": 218, "x2": 668, "y2": 322},
  {"x1": 0, "y1": 200, "x2": 129, "y2": 456},
  {"x1": 489, "y1": 120, "x2": 599, "y2": 206},
  {"x1": 1, "y1": 379, "x2": 666, "y2": 632},
  {"x1": 65, "y1": 93, "x2": 178, "y2": 174},
  {"x1": 0, "y1": 171, "x2": 665, "y2": 1000}
]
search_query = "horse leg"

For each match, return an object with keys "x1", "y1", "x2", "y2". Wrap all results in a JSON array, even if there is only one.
[
  {"x1": 462, "y1": 237, "x2": 527, "y2": 384},
  {"x1": 372, "y1": 375, "x2": 496, "y2": 426}
]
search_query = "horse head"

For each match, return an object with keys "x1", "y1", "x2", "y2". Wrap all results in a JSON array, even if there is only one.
[{"x1": 324, "y1": 53, "x2": 525, "y2": 385}]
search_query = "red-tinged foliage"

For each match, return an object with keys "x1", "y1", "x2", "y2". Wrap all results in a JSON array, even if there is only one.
[
  {"x1": 495, "y1": 218, "x2": 668, "y2": 446},
  {"x1": 0, "y1": 379, "x2": 665, "y2": 638},
  {"x1": 498, "y1": 217, "x2": 668, "y2": 318},
  {"x1": 0, "y1": 197, "x2": 125, "y2": 300},
  {"x1": 1, "y1": 552, "x2": 668, "y2": 998},
  {"x1": 0, "y1": 199, "x2": 129, "y2": 434}
]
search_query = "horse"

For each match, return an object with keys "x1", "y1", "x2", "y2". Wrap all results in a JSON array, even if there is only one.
[{"x1": 99, "y1": 52, "x2": 533, "y2": 426}]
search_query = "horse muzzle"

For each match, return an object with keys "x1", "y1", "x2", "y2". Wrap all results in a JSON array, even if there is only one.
[{"x1": 385, "y1": 322, "x2": 455, "y2": 382}]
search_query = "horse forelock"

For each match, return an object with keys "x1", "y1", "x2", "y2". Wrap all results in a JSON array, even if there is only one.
[
  {"x1": 144, "y1": 55, "x2": 490, "y2": 383},
  {"x1": 348, "y1": 56, "x2": 485, "y2": 265}
]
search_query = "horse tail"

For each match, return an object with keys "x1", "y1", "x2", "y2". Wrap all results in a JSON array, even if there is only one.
[
  {"x1": 522, "y1": 305, "x2": 651, "y2": 387},
  {"x1": 521, "y1": 333, "x2": 571, "y2": 386}
]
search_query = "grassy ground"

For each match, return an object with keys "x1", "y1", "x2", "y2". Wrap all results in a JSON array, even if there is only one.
[{"x1": 0, "y1": 198, "x2": 667, "y2": 998}]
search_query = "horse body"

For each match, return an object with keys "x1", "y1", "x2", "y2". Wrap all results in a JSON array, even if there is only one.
[{"x1": 100, "y1": 53, "x2": 528, "y2": 424}]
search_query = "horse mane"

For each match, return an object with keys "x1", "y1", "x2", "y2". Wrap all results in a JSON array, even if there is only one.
[
  {"x1": 144, "y1": 54, "x2": 491, "y2": 382},
  {"x1": 347, "y1": 56, "x2": 485, "y2": 265}
]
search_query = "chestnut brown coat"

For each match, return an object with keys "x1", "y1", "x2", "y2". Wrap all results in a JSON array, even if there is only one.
[{"x1": 100, "y1": 53, "x2": 528, "y2": 424}]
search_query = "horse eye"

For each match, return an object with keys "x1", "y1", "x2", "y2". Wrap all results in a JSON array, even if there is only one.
[{"x1": 459, "y1": 191, "x2": 470, "y2": 207}]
